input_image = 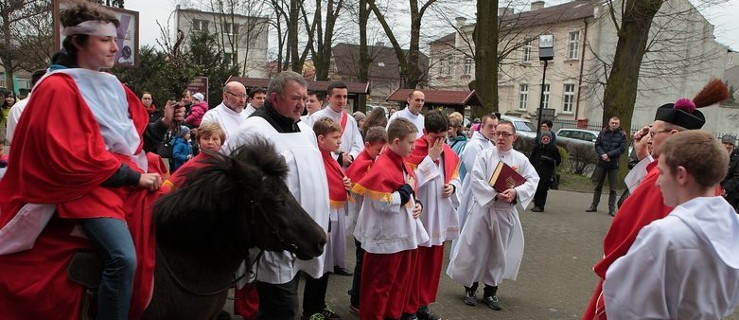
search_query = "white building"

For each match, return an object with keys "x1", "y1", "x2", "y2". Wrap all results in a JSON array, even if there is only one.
[
  {"x1": 175, "y1": 6, "x2": 269, "y2": 78},
  {"x1": 429, "y1": 0, "x2": 731, "y2": 133}
]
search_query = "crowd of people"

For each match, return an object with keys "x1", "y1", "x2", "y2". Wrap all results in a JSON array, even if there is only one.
[{"x1": 1, "y1": 1, "x2": 739, "y2": 320}]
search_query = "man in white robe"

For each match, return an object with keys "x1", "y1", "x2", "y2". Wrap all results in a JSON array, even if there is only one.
[
  {"x1": 603, "y1": 131, "x2": 739, "y2": 320},
  {"x1": 201, "y1": 81, "x2": 248, "y2": 140},
  {"x1": 456, "y1": 113, "x2": 497, "y2": 230},
  {"x1": 243, "y1": 87, "x2": 266, "y2": 117},
  {"x1": 446, "y1": 120, "x2": 539, "y2": 311},
  {"x1": 222, "y1": 71, "x2": 330, "y2": 319},
  {"x1": 387, "y1": 90, "x2": 425, "y2": 138}
]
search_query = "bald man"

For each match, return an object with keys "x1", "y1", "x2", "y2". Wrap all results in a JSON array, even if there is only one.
[
  {"x1": 387, "y1": 90, "x2": 425, "y2": 138},
  {"x1": 201, "y1": 81, "x2": 248, "y2": 140}
]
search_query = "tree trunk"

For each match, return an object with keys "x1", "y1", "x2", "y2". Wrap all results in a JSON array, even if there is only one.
[
  {"x1": 472, "y1": 0, "x2": 499, "y2": 117},
  {"x1": 357, "y1": 0, "x2": 370, "y2": 111},
  {"x1": 601, "y1": 0, "x2": 664, "y2": 182},
  {"x1": 288, "y1": 0, "x2": 302, "y2": 73}
]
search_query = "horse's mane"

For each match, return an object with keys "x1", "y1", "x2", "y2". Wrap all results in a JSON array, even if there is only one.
[{"x1": 153, "y1": 138, "x2": 288, "y2": 253}]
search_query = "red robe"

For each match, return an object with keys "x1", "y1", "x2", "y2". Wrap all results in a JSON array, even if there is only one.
[
  {"x1": 582, "y1": 161, "x2": 671, "y2": 320},
  {"x1": 345, "y1": 149, "x2": 375, "y2": 184},
  {"x1": 406, "y1": 137, "x2": 460, "y2": 184},
  {"x1": 0, "y1": 73, "x2": 157, "y2": 320},
  {"x1": 160, "y1": 152, "x2": 211, "y2": 194}
]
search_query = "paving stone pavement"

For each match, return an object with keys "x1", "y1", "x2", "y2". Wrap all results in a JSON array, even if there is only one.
[{"x1": 225, "y1": 189, "x2": 739, "y2": 320}]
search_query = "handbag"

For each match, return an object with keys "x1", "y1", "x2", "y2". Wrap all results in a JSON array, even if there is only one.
[{"x1": 156, "y1": 131, "x2": 174, "y2": 158}]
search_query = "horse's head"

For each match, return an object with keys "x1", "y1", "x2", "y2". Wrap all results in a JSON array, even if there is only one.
[{"x1": 154, "y1": 139, "x2": 326, "y2": 261}]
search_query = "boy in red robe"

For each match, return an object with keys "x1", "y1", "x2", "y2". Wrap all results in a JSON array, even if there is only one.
[
  {"x1": 582, "y1": 79, "x2": 729, "y2": 320},
  {"x1": 353, "y1": 118, "x2": 427, "y2": 320},
  {"x1": 346, "y1": 126, "x2": 388, "y2": 313}
]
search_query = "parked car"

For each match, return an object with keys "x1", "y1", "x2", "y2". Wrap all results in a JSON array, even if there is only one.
[
  {"x1": 556, "y1": 128, "x2": 600, "y2": 146},
  {"x1": 500, "y1": 115, "x2": 537, "y2": 139}
]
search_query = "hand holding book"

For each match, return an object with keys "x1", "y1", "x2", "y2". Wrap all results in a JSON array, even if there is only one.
[{"x1": 488, "y1": 161, "x2": 527, "y2": 193}]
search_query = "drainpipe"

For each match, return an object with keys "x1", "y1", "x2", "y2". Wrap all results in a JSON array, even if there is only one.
[{"x1": 575, "y1": 17, "x2": 589, "y2": 120}]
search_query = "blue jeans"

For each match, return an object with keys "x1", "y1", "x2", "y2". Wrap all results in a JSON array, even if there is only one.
[{"x1": 79, "y1": 218, "x2": 136, "y2": 320}]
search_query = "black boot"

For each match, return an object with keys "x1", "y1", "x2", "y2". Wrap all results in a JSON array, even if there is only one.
[
  {"x1": 416, "y1": 305, "x2": 441, "y2": 320},
  {"x1": 464, "y1": 282, "x2": 478, "y2": 306},
  {"x1": 482, "y1": 285, "x2": 502, "y2": 310}
]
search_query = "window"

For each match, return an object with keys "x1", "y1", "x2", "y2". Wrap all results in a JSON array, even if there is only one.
[
  {"x1": 522, "y1": 40, "x2": 532, "y2": 62},
  {"x1": 223, "y1": 22, "x2": 238, "y2": 35},
  {"x1": 568, "y1": 31, "x2": 580, "y2": 59},
  {"x1": 541, "y1": 83, "x2": 550, "y2": 109},
  {"x1": 463, "y1": 57, "x2": 473, "y2": 75},
  {"x1": 438, "y1": 58, "x2": 446, "y2": 76},
  {"x1": 519, "y1": 84, "x2": 528, "y2": 110},
  {"x1": 438, "y1": 58, "x2": 451, "y2": 76},
  {"x1": 192, "y1": 19, "x2": 209, "y2": 32},
  {"x1": 563, "y1": 83, "x2": 575, "y2": 113}
]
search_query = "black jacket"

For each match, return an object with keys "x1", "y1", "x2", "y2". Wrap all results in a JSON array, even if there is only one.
[
  {"x1": 530, "y1": 142, "x2": 561, "y2": 181},
  {"x1": 594, "y1": 127, "x2": 627, "y2": 169},
  {"x1": 721, "y1": 151, "x2": 739, "y2": 209}
]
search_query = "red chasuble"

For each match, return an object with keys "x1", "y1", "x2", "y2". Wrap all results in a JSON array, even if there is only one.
[
  {"x1": 582, "y1": 161, "x2": 671, "y2": 320},
  {"x1": 352, "y1": 149, "x2": 416, "y2": 202},
  {"x1": 0, "y1": 74, "x2": 157, "y2": 320},
  {"x1": 322, "y1": 150, "x2": 349, "y2": 208},
  {"x1": 345, "y1": 149, "x2": 375, "y2": 183},
  {"x1": 406, "y1": 136, "x2": 460, "y2": 184}
]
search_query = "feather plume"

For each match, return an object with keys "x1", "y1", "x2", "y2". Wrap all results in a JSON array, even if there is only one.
[{"x1": 692, "y1": 79, "x2": 729, "y2": 108}]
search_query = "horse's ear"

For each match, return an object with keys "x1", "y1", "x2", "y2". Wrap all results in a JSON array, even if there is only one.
[{"x1": 228, "y1": 138, "x2": 289, "y2": 180}]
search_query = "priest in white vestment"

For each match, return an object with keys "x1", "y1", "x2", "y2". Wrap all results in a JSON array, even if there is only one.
[
  {"x1": 446, "y1": 120, "x2": 539, "y2": 311},
  {"x1": 201, "y1": 81, "x2": 249, "y2": 140},
  {"x1": 387, "y1": 90, "x2": 425, "y2": 138}
]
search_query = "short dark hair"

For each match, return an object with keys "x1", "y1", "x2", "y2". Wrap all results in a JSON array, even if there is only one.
[
  {"x1": 327, "y1": 81, "x2": 347, "y2": 96},
  {"x1": 31, "y1": 70, "x2": 46, "y2": 87},
  {"x1": 364, "y1": 126, "x2": 388, "y2": 144},
  {"x1": 424, "y1": 110, "x2": 449, "y2": 133},
  {"x1": 307, "y1": 90, "x2": 325, "y2": 101},
  {"x1": 248, "y1": 87, "x2": 266, "y2": 98},
  {"x1": 540, "y1": 119, "x2": 553, "y2": 128},
  {"x1": 497, "y1": 120, "x2": 516, "y2": 134}
]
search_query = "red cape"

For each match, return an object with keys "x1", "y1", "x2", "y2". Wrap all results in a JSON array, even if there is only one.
[
  {"x1": 322, "y1": 150, "x2": 348, "y2": 208},
  {"x1": 160, "y1": 152, "x2": 212, "y2": 194},
  {"x1": 352, "y1": 149, "x2": 416, "y2": 202},
  {"x1": 0, "y1": 73, "x2": 157, "y2": 320},
  {"x1": 407, "y1": 136, "x2": 460, "y2": 184},
  {"x1": 345, "y1": 149, "x2": 375, "y2": 183}
]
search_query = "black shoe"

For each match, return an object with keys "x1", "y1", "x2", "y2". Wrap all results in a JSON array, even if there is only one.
[
  {"x1": 400, "y1": 313, "x2": 418, "y2": 320},
  {"x1": 608, "y1": 210, "x2": 615, "y2": 216},
  {"x1": 531, "y1": 207, "x2": 543, "y2": 212},
  {"x1": 216, "y1": 310, "x2": 232, "y2": 320},
  {"x1": 303, "y1": 307, "x2": 342, "y2": 320},
  {"x1": 585, "y1": 206, "x2": 597, "y2": 212},
  {"x1": 416, "y1": 305, "x2": 441, "y2": 320},
  {"x1": 482, "y1": 295, "x2": 502, "y2": 310},
  {"x1": 464, "y1": 287, "x2": 477, "y2": 306},
  {"x1": 333, "y1": 266, "x2": 353, "y2": 276}
]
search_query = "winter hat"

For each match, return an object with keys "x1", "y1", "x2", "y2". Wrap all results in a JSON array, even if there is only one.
[
  {"x1": 722, "y1": 134, "x2": 736, "y2": 145},
  {"x1": 540, "y1": 131, "x2": 553, "y2": 140},
  {"x1": 192, "y1": 93, "x2": 204, "y2": 102},
  {"x1": 179, "y1": 126, "x2": 190, "y2": 138},
  {"x1": 353, "y1": 111, "x2": 366, "y2": 121},
  {"x1": 654, "y1": 79, "x2": 729, "y2": 130}
]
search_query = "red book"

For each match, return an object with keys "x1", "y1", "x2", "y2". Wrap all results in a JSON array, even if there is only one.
[{"x1": 488, "y1": 161, "x2": 526, "y2": 192}]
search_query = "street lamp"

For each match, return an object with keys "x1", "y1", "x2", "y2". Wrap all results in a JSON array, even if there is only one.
[{"x1": 535, "y1": 34, "x2": 554, "y2": 145}]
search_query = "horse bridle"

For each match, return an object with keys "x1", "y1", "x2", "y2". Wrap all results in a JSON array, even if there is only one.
[{"x1": 248, "y1": 199, "x2": 300, "y2": 253}]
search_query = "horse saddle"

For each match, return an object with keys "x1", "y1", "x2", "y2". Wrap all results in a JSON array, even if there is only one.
[{"x1": 68, "y1": 251, "x2": 102, "y2": 289}]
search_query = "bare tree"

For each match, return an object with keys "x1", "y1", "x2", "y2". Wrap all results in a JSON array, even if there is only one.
[
  {"x1": 0, "y1": 0, "x2": 50, "y2": 93},
  {"x1": 306, "y1": 0, "x2": 344, "y2": 80},
  {"x1": 366, "y1": 0, "x2": 438, "y2": 89}
]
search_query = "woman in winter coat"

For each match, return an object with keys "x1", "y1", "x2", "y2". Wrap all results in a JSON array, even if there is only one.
[
  {"x1": 529, "y1": 130, "x2": 561, "y2": 212},
  {"x1": 184, "y1": 92, "x2": 208, "y2": 128}
]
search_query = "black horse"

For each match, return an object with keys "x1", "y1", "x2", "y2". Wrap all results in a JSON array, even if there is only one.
[{"x1": 141, "y1": 139, "x2": 326, "y2": 319}]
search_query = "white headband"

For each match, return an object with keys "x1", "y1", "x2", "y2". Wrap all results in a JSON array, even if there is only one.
[{"x1": 62, "y1": 20, "x2": 117, "y2": 37}]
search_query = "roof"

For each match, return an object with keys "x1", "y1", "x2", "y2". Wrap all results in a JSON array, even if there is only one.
[
  {"x1": 386, "y1": 89, "x2": 483, "y2": 106},
  {"x1": 175, "y1": 8, "x2": 267, "y2": 21},
  {"x1": 331, "y1": 43, "x2": 429, "y2": 81},
  {"x1": 226, "y1": 76, "x2": 370, "y2": 95},
  {"x1": 429, "y1": 32, "x2": 456, "y2": 45}
]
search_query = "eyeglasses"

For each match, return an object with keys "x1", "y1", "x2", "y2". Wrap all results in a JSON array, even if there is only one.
[
  {"x1": 495, "y1": 132, "x2": 514, "y2": 138},
  {"x1": 226, "y1": 91, "x2": 247, "y2": 99},
  {"x1": 650, "y1": 129, "x2": 671, "y2": 138}
]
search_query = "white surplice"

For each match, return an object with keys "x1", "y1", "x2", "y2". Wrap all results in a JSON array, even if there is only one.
[
  {"x1": 456, "y1": 131, "x2": 494, "y2": 229},
  {"x1": 307, "y1": 107, "x2": 364, "y2": 159},
  {"x1": 446, "y1": 147, "x2": 539, "y2": 287},
  {"x1": 201, "y1": 102, "x2": 249, "y2": 140},
  {"x1": 222, "y1": 117, "x2": 330, "y2": 283},
  {"x1": 604, "y1": 196, "x2": 739, "y2": 320},
  {"x1": 387, "y1": 108, "x2": 424, "y2": 139},
  {"x1": 414, "y1": 155, "x2": 461, "y2": 246}
]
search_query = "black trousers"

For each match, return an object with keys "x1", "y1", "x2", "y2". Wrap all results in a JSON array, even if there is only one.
[
  {"x1": 591, "y1": 166, "x2": 618, "y2": 210},
  {"x1": 533, "y1": 177, "x2": 551, "y2": 208},
  {"x1": 256, "y1": 276, "x2": 298, "y2": 320},
  {"x1": 302, "y1": 272, "x2": 330, "y2": 316},
  {"x1": 348, "y1": 238, "x2": 365, "y2": 307}
]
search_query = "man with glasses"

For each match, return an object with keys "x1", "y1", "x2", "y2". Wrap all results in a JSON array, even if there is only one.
[
  {"x1": 582, "y1": 79, "x2": 730, "y2": 320},
  {"x1": 447, "y1": 120, "x2": 539, "y2": 311},
  {"x1": 586, "y1": 116, "x2": 627, "y2": 216},
  {"x1": 201, "y1": 81, "x2": 249, "y2": 140}
]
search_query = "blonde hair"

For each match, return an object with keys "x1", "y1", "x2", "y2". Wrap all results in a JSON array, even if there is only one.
[
  {"x1": 313, "y1": 117, "x2": 342, "y2": 137},
  {"x1": 198, "y1": 122, "x2": 226, "y2": 143}
]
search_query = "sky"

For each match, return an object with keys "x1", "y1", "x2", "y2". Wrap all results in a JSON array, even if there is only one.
[{"x1": 123, "y1": 0, "x2": 739, "y2": 53}]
